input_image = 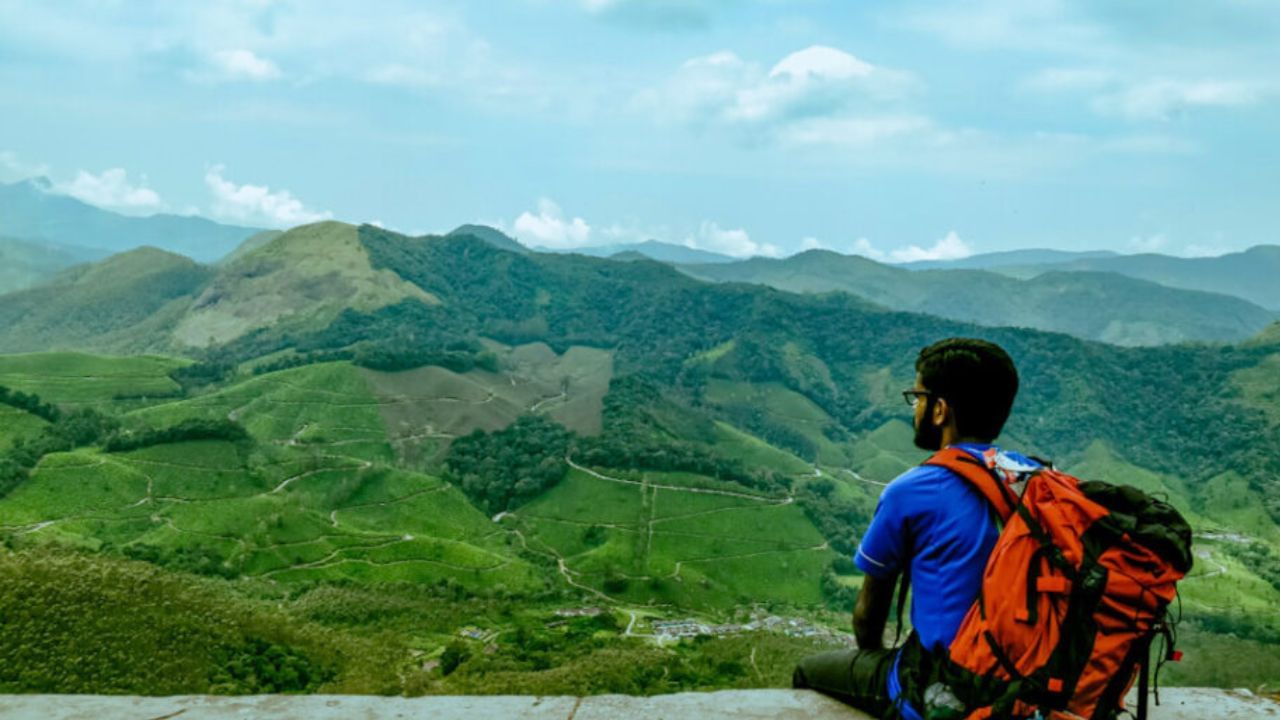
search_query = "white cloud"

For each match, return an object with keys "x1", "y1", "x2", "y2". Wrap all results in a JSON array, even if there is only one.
[
  {"x1": 795, "y1": 236, "x2": 893, "y2": 260},
  {"x1": 635, "y1": 45, "x2": 918, "y2": 142},
  {"x1": 849, "y1": 237, "x2": 887, "y2": 261},
  {"x1": 58, "y1": 168, "x2": 163, "y2": 212},
  {"x1": 888, "y1": 230, "x2": 973, "y2": 263},
  {"x1": 513, "y1": 198, "x2": 592, "y2": 249},
  {"x1": 0, "y1": 150, "x2": 50, "y2": 182},
  {"x1": 210, "y1": 49, "x2": 282, "y2": 81},
  {"x1": 1127, "y1": 233, "x2": 1168, "y2": 253},
  {"x1": 204, "y1": 165, "x2": 331, "y2": 227},
  {"x1": 685, "y1": 221, "x2": 779, "y2": 258},
  {"x1": 1094, "y1": 79, "x2": 1263, "y2": 121},
  {"x1": 770, "y1": 45, "x2": 874, "y2": 82},
  {"x1": 0, "y1": 4, "x2": 552, "y2": 110}
]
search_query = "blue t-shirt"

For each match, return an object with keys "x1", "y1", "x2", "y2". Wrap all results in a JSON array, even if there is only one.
[{"x1": 854, "y1": 443, "x2": 1040, "y2": 720}]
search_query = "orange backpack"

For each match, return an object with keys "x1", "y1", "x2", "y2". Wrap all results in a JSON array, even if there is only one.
[{"x1": 901, "y1": 448, "x2": 1193, "y2": 720}]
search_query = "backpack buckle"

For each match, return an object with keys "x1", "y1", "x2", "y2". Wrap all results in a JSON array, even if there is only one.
[{"x1": 1036, "y1": 576, "x2": 1072, "y2": 594}]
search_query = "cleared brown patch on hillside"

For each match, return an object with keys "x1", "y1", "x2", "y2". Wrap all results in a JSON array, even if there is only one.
[{"x1": 363, "y1": 343, "x2": 612, "y2": 465}]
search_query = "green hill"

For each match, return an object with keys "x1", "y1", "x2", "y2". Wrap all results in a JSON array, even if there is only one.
[
  {"x1": 0, "y1": 248, "x2": 211, "y2": 354},
  {"x1": 218, "y1": 229, "x2": 284, "y2": 265},
  {"x1": 680, "y1": 250, "x2": 1275, "y2": 346},
  {"x1": 172, "y1": 222, "x2": 438, "y2": 348},
  {"x1": 0, "y1": 235, "x2": 104, "y2": 294},
  {"x1": 448, "y1": 224, "x2": 528, "y2": 254},
  {"x1": 0, "y1": 548, "x2": 402, "y2": 694},
  {"x1": 0, "y1": 352, "x2": 185, "y2": 410}
]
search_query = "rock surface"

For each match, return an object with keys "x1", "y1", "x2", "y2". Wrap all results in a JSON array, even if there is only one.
[{"x1": 2, "y1": 688, "x2": 1276, "y2": 720}]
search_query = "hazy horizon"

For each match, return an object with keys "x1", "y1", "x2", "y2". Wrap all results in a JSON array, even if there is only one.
[{"x1": 2, "y1": 1, "x2": 1277, "y2": 261}]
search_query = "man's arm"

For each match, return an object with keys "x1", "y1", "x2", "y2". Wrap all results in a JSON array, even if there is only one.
[{"x1": 852, "y1": 571, "x2": 898, "y2": 651}]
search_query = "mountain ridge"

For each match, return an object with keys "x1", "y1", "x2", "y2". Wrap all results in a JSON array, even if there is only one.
[
  {"x1": 0, "y1": 178, "x2": 264, "y2": 263},
  {"x1": 991, "y1": 244, "x2": 1280, "y2": 310},
  {"x1": 678, "y1": 249, "x2": 1276, "y2": 346}
]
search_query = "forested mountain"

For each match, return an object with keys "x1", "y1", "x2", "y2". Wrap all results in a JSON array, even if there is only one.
[
  {"x1": 0, "y1": 178, "x2": 262, "y2": 262},
  {"x1": 993, "y1": 245, "x2": 1280, "y2": 310},
  {"x1": 3, "y1": 221, "x2": 1277, "y2": 501},
  {"x1": 678, "y1": 249, "x2": 1275, "y2": 346},
  {"x1": 219, "y1": 224, "x2": 1280, "y2": 516},
  {"x1": 3, "y1": 221, "x2": 1280, "y2": 693}
]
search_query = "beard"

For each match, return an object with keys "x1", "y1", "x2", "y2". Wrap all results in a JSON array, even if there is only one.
[{"x1": 913, "y1": 398, "x2": 943, "y2": 451}]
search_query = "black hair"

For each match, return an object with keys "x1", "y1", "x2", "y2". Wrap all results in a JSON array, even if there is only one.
[{"x1": 915, "y1": 338, "x2": 1019, "y2": 442}]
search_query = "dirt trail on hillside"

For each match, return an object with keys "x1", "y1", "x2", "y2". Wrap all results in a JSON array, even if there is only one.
[
  {"x1": 269, "y1": 458, "x2": 372, "y2": 494},
  {"x1": 328, "y1": 484, "x2": 452, "y2": 527},
  {"x1": 566, "y1": 457, "x2": 792, "y2": 504},
  {"x1": 835, "y1": 467, "x2": 888, "y2": 488}
]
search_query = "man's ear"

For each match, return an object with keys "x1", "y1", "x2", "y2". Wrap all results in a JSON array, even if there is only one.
[{"x1": 932, "y1": 396, "x2": 949, "y2": 427}]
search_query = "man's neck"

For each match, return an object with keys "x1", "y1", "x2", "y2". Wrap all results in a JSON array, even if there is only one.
[{"x1": 940, "y1": 426, "x2": 988, "y2": 448}]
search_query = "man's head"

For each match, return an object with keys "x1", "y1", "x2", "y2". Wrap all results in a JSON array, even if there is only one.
[{"x1": 908, "y1": 338, "x2": 1019, "y2": 450}]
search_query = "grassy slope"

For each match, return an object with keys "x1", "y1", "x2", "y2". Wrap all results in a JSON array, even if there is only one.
[
  {"x1": 705, "y1": 378, "x2": 851, "y2": 465},
  {"x1": 0, "y1": 352, "x2": 186, "y2": 410},
  {"x1": 0, "y1": 248, "x2": 210, "y2": 354},
  {"x1": 515, "y1": 466, "x2": 833, "y2": 608},
  {"x1": 0, "y1": 548, "x2": 400, "y2": 694},
  {"x1": 0, "y1": 405, "x2": 48, "y2": 449},
  {"x1": 710, "y1": 421, "x2": 813, "y2": 476},
  {"x1": 173, "y1": 221, "x2": 438, "y2": 348},
  {"x1": 130, "y1": 362, "x2": 394, "y2": 463},
  {"x1": 2, "y1": 440, "x2": 541, "y2": 591},
  {"x1": 1, "y1": 360, "x2": 543, "y2": 592}
]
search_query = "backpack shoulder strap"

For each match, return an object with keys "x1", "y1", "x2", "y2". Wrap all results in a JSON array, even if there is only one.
[{"x1": 923, "y1": 447, "x2": 1019, "y2": 522}]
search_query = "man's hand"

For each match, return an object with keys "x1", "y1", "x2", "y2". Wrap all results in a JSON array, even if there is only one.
[{"x1": 852, "y1": 571, "x2": 897, "y2": 650}]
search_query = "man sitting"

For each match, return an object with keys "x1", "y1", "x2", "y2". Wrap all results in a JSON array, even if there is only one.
[{"x1": 793, "y1": 337, "x2": 1038, "y2": 719}]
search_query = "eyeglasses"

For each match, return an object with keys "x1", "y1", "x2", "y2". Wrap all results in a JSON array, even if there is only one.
[{"x1": 902, "y1": 390, "x2": 933, "y2": 407}]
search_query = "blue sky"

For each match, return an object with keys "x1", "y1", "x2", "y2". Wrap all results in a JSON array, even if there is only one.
[{"x1": 1, "y1": 0, "x2": 1276, "y2": 260}]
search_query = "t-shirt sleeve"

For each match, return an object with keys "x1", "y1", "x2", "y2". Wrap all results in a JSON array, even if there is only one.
[{"x1": 854, "y1": 475, "x2": 913, "y2": 579}]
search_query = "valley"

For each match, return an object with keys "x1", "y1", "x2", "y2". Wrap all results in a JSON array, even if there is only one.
[{"x1": 2, "y1": 223, "x2": 1280, "y2": 696}]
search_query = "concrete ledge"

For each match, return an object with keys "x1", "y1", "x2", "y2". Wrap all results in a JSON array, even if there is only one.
[{"x1": 1, "y1": 688, "x2": 1275, "y2": 720}]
